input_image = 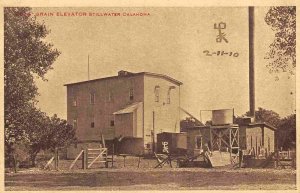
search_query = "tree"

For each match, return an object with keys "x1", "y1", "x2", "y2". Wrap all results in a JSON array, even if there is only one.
[
  {"x1": 180, "y1": 117, "x2": 204, "y2": 132},
  {"x1": 21, "y1": 107, "x2": 50, "y2": 166},
  {"x1": 23, "y1": 112, "x2": 76, "y2": 166},
  {"x1": 245, "y1": 107, "x2": 281, "y2": 127},
  {"x1": 47, "y1": 115, "x2": 77, "y2": 150},
  {"x1": 265, "y1": 6, "x2": 296, "y2": 76},
  {"x1": 4, "y1": 7, "x2": 60, "y2": 166},
  {"x1": 277, "y1": 114, "x2": 296, "y2": 149},
  {"x1": 235, "y1": 108, "x2": 295, "y2": 150}
]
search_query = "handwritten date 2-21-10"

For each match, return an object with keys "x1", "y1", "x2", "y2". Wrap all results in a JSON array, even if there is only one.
[{"x1": 203, "y1": 50, "x2": 239, "y2": 57}]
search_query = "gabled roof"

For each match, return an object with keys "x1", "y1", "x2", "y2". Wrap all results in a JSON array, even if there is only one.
[
  {"x1": 64, "y1": 71, "x2": 183, "y2": 86},
  {"x1": 141, "y1": 72, "x2": 183, "y2": 85}
]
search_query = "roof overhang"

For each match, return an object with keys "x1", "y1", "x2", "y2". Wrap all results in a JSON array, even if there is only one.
[
  {"x1": 113, "y1": 102, "x2": 143, "y2": 115},
  {"x1": 243, "y1": 122, "x2": 277, "y2": 131},
  {"x1": 64, "y1": 71, "x2": 183, "y2": 86}
]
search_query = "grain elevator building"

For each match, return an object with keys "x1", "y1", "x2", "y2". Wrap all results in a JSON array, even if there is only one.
[{"x1": 65, "y1": 71, "x2": 182, "y2": 157}]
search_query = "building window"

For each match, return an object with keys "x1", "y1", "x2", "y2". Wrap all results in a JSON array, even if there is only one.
[
  {"x1": 73, "y1": 119, "x2": 77, "y2": 128},
  {"x1": 108, "y1": 92, "x2": 112, "y2": 102},
  {"x1": 154, "y1": 86, "x2": 160, "y2": 102},
  {"x1": 72, "y1": 97, "x2": 77, "y2": 107},
  {"x1": 91, "y1": 122, "x2": 95, "y2": 128},
  {"x1": 110, "y1": 120, "x2": 114, "y2": 126},
  {"x1": 167, "y1": 86, "x2": 175, "y2": 104},
  {"x1": 129, "y1": 88, "x2": 134, "y2": 101},
  {"x1": 195, "y1": 135, "x2": 202, "y2": 149},
  {"x1": 90, "y1": 92, "x2": 95, "y2": 104},
  {"x1": 146, "y1": 144, "x2": 151, "y2": 149}
]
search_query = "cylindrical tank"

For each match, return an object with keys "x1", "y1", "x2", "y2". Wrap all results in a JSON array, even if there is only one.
[{"x1": 212, "y1": 109, "x2": 233, "y2": 125}]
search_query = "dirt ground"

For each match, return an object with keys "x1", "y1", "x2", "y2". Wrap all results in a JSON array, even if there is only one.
[{"x1": 5, "y1": 156, "x2": 297, "y2": 190}]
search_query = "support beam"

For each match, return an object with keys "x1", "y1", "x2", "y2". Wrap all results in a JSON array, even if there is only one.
[{"x1": 180, "y1": 107, "x2": 203, "y2": 125}]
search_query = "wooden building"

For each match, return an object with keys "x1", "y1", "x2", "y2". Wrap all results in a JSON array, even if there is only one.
[
  {"x1": 186, "y1": 126, "x2": 210, "y2": 155},
  {"x1": 185, "y1": 122, "x2": 277, "y2": 159},
  {"x1": 183, "y1": 110, "x2": 277, "y2": 165},
  {"x1": 239, "y1": 122, "x2": 277, "y2": 157},
  {"x1": 65, "y1": 71, "x2": 182, "y2": 158}
]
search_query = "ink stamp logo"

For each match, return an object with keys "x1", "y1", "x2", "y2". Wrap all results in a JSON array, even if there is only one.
[
  {"x1": 162, "y1": 141, "x2": 169, "y2": 153},
  {"x1": 214, "y1": 22, "x2": 228, "y2": 43}
]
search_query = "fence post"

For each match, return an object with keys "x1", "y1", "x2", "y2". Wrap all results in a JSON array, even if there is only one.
[
  {"x1": 83, "y1": 148, "x2": 88, "y2": 170},
  {"x1": 81, "y1": 149, "x2": 85, "y2": 169},
  {"x1": 238, "y1": 148, "x2": 243, "y2": 168},
  {"x1": 112, "y1": 144, "x2": 114, "y2": 167},
  {"x1": 275, "y1": 150, "x2": 279, "y2": 168}
]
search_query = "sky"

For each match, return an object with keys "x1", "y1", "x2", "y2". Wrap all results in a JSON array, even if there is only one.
[{"x1": 33, "y1": 7, "x2": 295, "y2": 121}]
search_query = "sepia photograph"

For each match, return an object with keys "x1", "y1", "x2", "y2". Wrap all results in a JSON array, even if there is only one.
[{"x1": 3, "y1": 5, "x2": 297, "y2": 191}]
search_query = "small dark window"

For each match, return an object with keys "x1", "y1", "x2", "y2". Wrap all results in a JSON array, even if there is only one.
[
  {"x1": 90, "y1": 93, "x2": 95, "y2": 104},
  {"x1": 91, "y1": 122, "x2": 95, "y2": 128},
  {"x1": 73, "y1": 119, "x2": 77, "y2": 128},
  {"x1": 129, "y1": 88, "x2": 134, "y2": 100},
  {"x1": 195, "y1": 135, "x2": 202, "y2": 149},
  {"x1": 72, "y1": 97, "x2": 77, "y2": 106},
  {"x1": 154, "y1": 86, "x2": 160, "y2": 102},
  {"x1": 108, "y1": 92, "x2": 112, "y2": 102},
  {"x1": 110, "y1": 120, "x2": 114, "y2": 126}
]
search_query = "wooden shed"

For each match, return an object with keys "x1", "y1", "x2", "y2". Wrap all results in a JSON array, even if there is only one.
[
  {"x1": 185, "y1": 124, "x2": 239, "y2": 166},
  {"x1": 239, "y1": 122, "x2": 277, "y2": 157},
  {"x1": 186, "y1": 126, "x2": 210, "y2": 155}
]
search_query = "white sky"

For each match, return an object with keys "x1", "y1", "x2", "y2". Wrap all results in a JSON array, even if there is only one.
[{"x1": 33, "y1": 7, "x2": 295, "y2": 120}]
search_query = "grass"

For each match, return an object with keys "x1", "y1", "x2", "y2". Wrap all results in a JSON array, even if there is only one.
[{"x1": 5, "y1": 156, "x2": 297, "y2": 190}]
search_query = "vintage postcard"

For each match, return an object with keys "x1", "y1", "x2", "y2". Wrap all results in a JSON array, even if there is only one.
[{"x1": 1, "y1": 0, "x2": 298, "y2": 191}]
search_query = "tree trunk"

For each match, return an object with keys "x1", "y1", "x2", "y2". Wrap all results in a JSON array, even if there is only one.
[
  {"x1": 13, "y1": 153, "x2": 17, "y2": 173},
  {"x1": 30, "y1": 152, "x2": 38, "y2": 167},
  {"x1": 5, "y1": 144, "x2": 13, "y2": 167},
  {"x1": 6, "y1": 144, "x2": 17, "y2": 172}
]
